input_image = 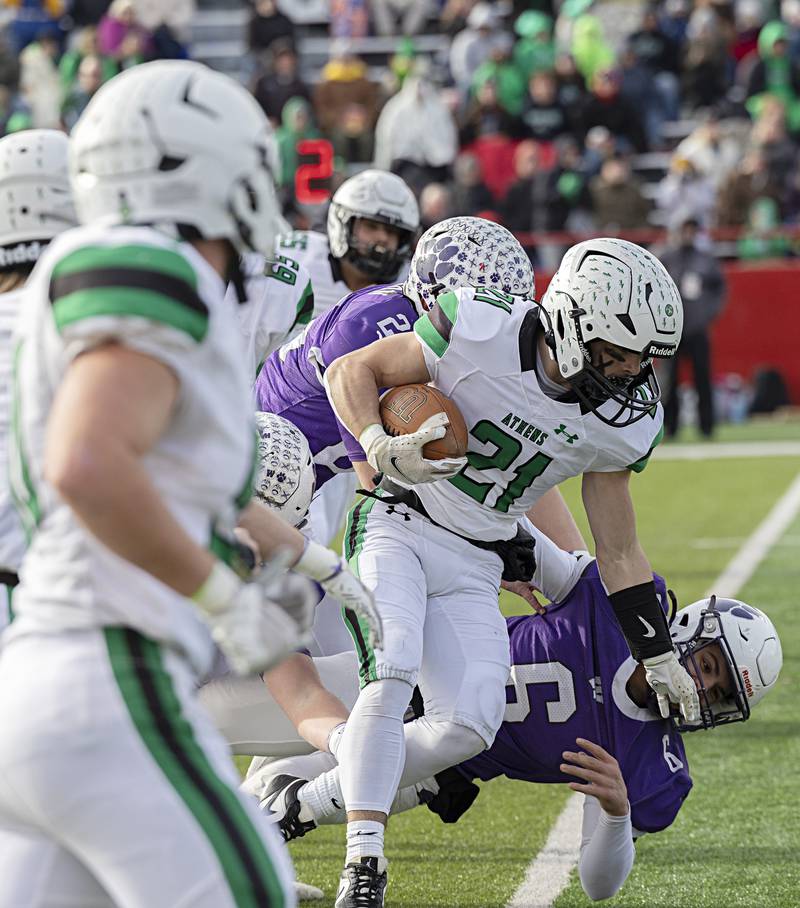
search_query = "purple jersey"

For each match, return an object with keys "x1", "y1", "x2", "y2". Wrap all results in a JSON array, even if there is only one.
[
  {"x1": 255, "y1": 283, "x2": 417, "y2": 487},
  {"x1": 461, "y1": 564, "x2": 693, "y2": 834}
]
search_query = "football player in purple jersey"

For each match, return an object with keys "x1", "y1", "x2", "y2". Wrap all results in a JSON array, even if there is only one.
[{"x1": 208, "y1": 525, "x2": 782, "y2": 903}]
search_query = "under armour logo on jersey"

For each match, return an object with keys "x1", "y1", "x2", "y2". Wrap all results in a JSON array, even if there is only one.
[
  {"x1": 386, "y1": 505, "x2": 411, "y2": 521},
  {"x1": 554, "y1": 424, "x2": 579, "y2": 444}
]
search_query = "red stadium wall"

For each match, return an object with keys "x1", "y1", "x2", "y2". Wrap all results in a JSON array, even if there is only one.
[{"x1": 536, "y1": 263, "x2": 800, "y2": 404}]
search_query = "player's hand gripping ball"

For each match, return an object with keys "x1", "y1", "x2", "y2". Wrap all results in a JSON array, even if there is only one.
[{"x1": 379, "y1": 384, "x2": 468, "y2": 459}]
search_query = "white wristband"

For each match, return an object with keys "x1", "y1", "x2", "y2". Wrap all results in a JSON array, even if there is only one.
[
  {"x1": 191, "y1": 561, "x2": 241, "y2": 615},
  {"x1": 358, "y1": 423, "x2": 386, "y2": 464},
  {"x1": 294, "y1": 539, "x2": 341, "y2": 582}
]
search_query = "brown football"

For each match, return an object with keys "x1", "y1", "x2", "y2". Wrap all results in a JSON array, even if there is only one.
[{"x1": 379, "y1": 384, "x2": 468, "y2": 460}]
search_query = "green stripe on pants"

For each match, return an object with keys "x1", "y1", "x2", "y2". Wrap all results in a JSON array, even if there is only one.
[
  {"x1": 104, "y1": 628, "x2": 285, "y2": 908},
  {"x1": 343, "y1": 496, "x2": 379, "y2": 686}
]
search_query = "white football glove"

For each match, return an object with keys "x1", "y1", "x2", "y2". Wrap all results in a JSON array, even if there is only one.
[
  {"x1": 360, "y1": 414, "x2": 467, "y2": 486},
  {"x1": 193, "y1": 556, "x2": 317, "y2": 675},
  {"x1": 642, "y1": 650, "x2": 700, "y2": 723},
  {"x1": 295, "y1": 539, "x2": 383, "y2": 650}
]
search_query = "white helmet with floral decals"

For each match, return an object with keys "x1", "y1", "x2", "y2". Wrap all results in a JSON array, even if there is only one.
[
  {"x1": 403, "y1": 216, "x2": 534, "y2": 313},
  {"x1": 254, "y1": 412, "x2": 315, "y2": 527}
]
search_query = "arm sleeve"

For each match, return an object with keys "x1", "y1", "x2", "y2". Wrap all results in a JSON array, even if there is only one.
[
  {"x1": 319, "y1": 302, "x2": 384, "y2": 464},
  {"x1": 518, "y1": 515, "x2": 592, "y2": 603},
  {"x1": 578, "y1": 795, "x2": 636, "y2": 901}
]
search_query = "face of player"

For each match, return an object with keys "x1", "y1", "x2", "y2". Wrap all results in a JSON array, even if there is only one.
[
  {"x1": 588, "y1": 340, "x2": 643, "y2": 380},
  {"x1": 683, "y1": 640, "x2": 733, "y2": 706},
  {"x1": 352, "y1": 217, "x2": 401, "y2": 254}
]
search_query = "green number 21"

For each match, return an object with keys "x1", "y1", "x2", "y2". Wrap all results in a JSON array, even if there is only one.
[{"x1": 449, "y1": 420, "x2": 553, "y2": 513}]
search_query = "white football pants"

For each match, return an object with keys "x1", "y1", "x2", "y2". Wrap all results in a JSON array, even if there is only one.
[
  {"x1": 342, "y1": 494, "x2": 509, "y2": 746},
  {"x1": 0, "y1": 630, "x2": 296, "y2": 908}
]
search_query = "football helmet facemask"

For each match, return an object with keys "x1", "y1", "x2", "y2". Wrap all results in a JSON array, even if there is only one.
[
  {"x1": 539, "y1": 238, "x2": 683, "y2": 427},
  {"x1": 668, "y1": 595, "x2": 782, "y2": 732},
  {"x1": 327, "y1": 169, "x2": 419, "y2": 282}
]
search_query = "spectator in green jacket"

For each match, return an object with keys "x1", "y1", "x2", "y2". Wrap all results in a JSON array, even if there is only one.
[
  {"x1": 59, "y1": 27, "x2": 118, "y2": 96},
  {"x1": 746, "y1": 20, "x2": 800, "y2": 131},
  {"x1": 275, "y1": 96, "x2": 319, "y2": 188},
  {"x1": 513, "y1": 11, "x2": 555, "y2": 79},
  {"x1": 470, "y1": 33, "x2": 527, "y2": 116}
]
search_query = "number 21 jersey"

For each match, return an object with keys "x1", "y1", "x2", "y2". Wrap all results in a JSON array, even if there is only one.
[{"x1": 414, "y1": 288, "x2": 664, "y2": 541}]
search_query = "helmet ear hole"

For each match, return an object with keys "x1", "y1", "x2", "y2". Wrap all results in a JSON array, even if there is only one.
[{"x1": 555, "y1": 310, "x2": 565, "y2": 340}]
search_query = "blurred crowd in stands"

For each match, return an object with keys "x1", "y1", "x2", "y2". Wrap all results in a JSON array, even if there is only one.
[
  {"x1": 3, "y1": 0, "x2": 800, "y2": 265},
  {"x1": 245, "y1": 0, "x2": 800, "y2": 265}
]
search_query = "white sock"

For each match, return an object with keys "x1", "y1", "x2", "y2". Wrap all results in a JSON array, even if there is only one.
[
  {"x1": 299, "y1": 715, "x2": 483, "y2": 820},
  {"x1": 327, "y1": 721, "x2": 346, "y2": 757},
  {"x1": 241, "y1": 751, "x2": 336, "y2": 803},
  {"x1": 299, "y1": 765, "x2": 345, "y2": 819},
  {"x1": 337, "y1": 678, "x2": 411, "y2": 815},
  {"x1": 346, "y1": 819, "x2": 385, "y2": 862}
]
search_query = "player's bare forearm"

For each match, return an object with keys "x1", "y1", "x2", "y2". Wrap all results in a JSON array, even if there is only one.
[
  {"x1": 237, "y1": 499, "x2": 305, "y2": 563},
  {"x1": 324, "y1": 333, "x2": 431, "y2": 440},
  {"x1": 45, "y1": 345, "x2": 215, "y2": 596},
  {"x1": 526, "y1": 486, "x2": 587, "y2": 551},
  {"x1": 263, "y1": 653, "x2": 349, "y2": 752},
  {"x1": 353, "y1": 459, "x2": 378, "y2": 491},
  {"x1": 582, "y1": 470, "x2": 652, "y2": 594}
]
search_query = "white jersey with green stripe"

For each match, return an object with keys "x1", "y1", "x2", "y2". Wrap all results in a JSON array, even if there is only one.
[
  {"x1": 413, "y1": 287, "x2": 664, "y2": 542},
  {"x1": 0, "y1": 287, "x2": 26, "y2": 573},
  {"x1": 6, "y1": 225, "x2": 257, "y2": 673},
  {"x1": 231, "y1": 250, "x2": 315, "y2": 376},
  {"x1": 275, "y1": 230, "x2": 348, "y2": 320},
  {"x1": 275, "y1": 230, "x2": 412, "y2": 322}
]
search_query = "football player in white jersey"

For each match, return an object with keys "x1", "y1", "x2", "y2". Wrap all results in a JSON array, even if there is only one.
[
  {"x1": 0, "y1": 60, "x2": 377, "y2": 908},
  {"x1": 0, "y1": 129, "x2": 78, "y2": 631},
  {"x1": 318, "y1": 238, "x2": 699, "y2": 905},
  {"x1": 277, "y1": 169, "x2": 420, "y2": 321},
  {"x1": 276, "y1": 169, "x2": 420, "y2": 550}
]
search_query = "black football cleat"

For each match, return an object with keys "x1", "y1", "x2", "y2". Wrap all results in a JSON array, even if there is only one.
[
  {"x1": 334, "y1": 856, "x2": 388, "y2": 908},
  {"x1": 258, "y1": 774, "x2": 317, "y2": 843}
]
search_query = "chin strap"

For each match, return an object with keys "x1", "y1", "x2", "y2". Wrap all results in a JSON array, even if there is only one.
[{"x1": 227, "y1": 250, "x2": 248, "y2": 304}]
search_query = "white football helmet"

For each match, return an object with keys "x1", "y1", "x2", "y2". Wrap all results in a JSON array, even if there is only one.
[
  {"x1": 540, "y1": 238, "x2": 683, "y2": 427},
  {"x1": 0, "y1": 129, "x2": 77, "y2": 269},
  {"x1": 670, "y1": 596, "x2": 782, "y2": 732},
  {"x1": 254, "y1": 412, "x2": 315, "y2": 527},
  {"x1": 327, "y1": 169, "x2": 419, "y2": 282},
  {"x1": 404, "y1": 216, "x2": 534, "y2": 314},
  {"x1": 70, "y1": 60, "x2": 283, "y2": 255}
]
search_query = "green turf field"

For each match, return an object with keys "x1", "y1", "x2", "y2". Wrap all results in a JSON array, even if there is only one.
[{"x1": 266, "y1": 435, "x2": 800, "y2": 907}]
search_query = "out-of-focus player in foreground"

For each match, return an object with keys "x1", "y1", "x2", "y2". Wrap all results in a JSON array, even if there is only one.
[
  {"x1": 207, "y1": 528, "x2": 782, "y2": 903},
  {"x1": 0, "y1": 59, "x2": 373, "y2": 908},
  {"x1": 0, "y1": 129, "x2": 78, "y2": 631},
  {"x1": 320, "y1": 239, "x2": 697, "y2": 905}
]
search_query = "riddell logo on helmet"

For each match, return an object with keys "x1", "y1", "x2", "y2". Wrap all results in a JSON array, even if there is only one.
[
  {"x1": 648, "y1": 344, "x2": 675, "y2": 357},
  {"x1": 741, "y1": 668, "x2": 754, "y2": 698},
  {"x1": 0, "y1": 241, "x2": 43, "y2": 268}
]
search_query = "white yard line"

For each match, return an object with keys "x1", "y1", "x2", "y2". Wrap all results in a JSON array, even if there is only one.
[
  {"x1": 505, "y1": 792, "x2": 584, "y2": 908},
  {"x1": 691, "y1": 535, "x2": 800, "y2": 550},
  {"x1": 652, "y1": 441, "x2": 800, "y2": 461},
  {"x1": 506, "y1": 469, "x2": 800, "y2": 908}
]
